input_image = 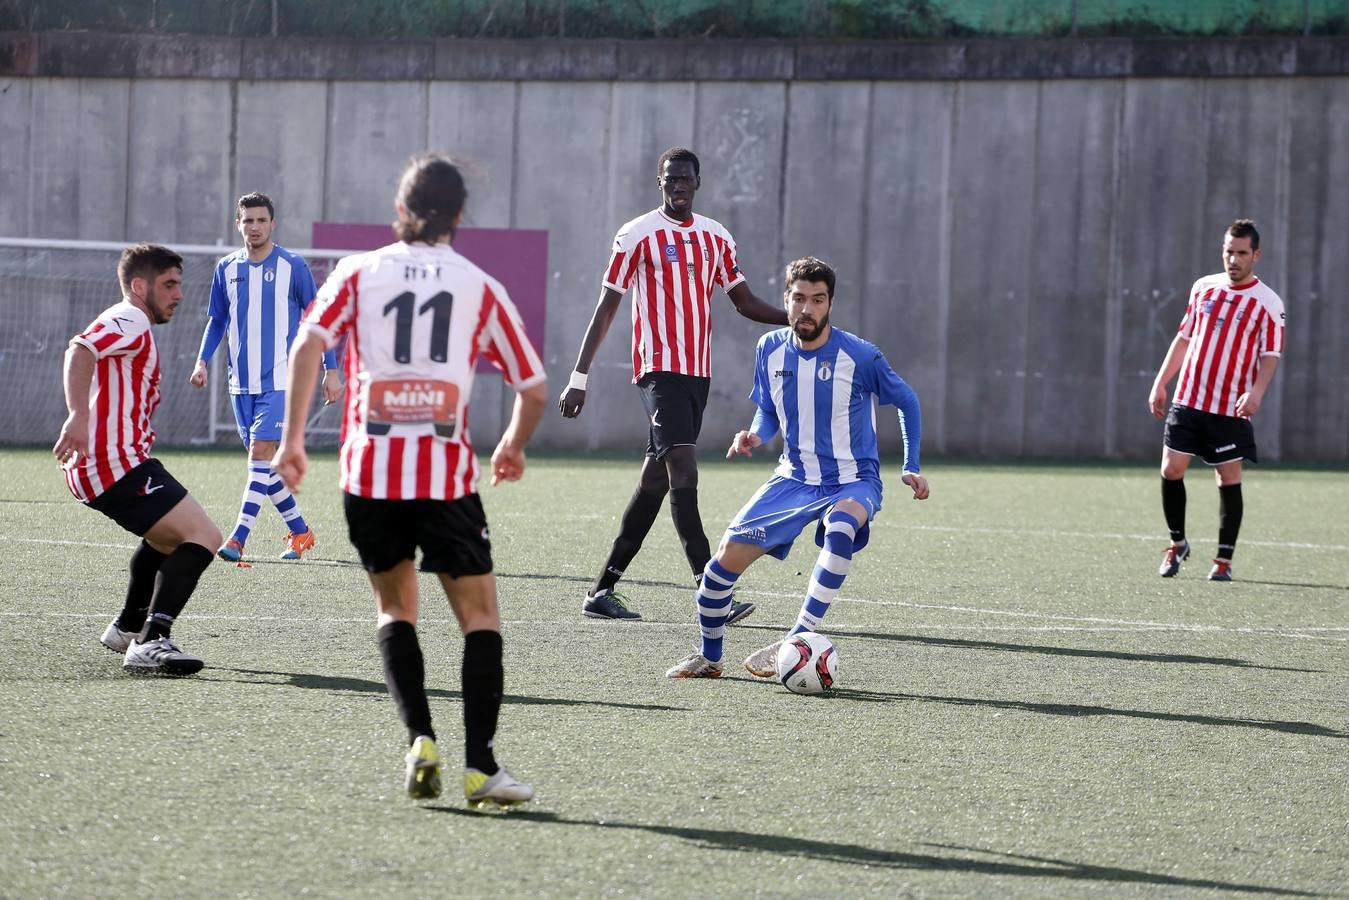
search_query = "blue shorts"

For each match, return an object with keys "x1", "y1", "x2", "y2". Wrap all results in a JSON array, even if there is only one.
[
  {"x1": 723, "y1": 475, "x2": 883, "y2": 561},
  {"x1": 231, "y1": 390, "x2": 286, "y2": 445}
]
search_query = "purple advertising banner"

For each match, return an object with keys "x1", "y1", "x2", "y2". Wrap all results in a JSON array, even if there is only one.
[{"x1": 311, "y1": 223, "x2": 548, "y2": 372}]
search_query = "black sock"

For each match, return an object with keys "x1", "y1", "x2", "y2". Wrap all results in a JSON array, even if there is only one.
[
  {"x1": 668, "y1": 486, "x2": 711, "y2": 577},
  {"x1": 140, "y1": 542, "x2": 213, "y2": 642},
  {"x1": 118, "y1": 540, "x2": 167, "y2": 633},
  {"x1": 593, "y1": 487, "x2": 665, "y2": 594},
  {"x1": 378, "y1": 620, "x2": 435, "y2": 745},
  {"x1": 462, "y1": 630, "x2": 503, "y2": 775},
  {"x1": 1218, "y1": 483, "x2": 1243, "y2": 561},
  {"x1": 1161, "y1": 477, "x2": 1187, "y2": 545}
]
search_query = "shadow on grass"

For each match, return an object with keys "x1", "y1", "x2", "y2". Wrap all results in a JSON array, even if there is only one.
[
  {"x1": 422, "y1": 808, "x2": 1313, "y2": 895},
  {"x1": 211, "y1": 667, "x2": 685, "y2": 712},
  {"x1": 825, "y1": 628, "x2": 1321, "y2": 673},
  {"x1": 825, "y1": 685, "x2": 1346, "y2": 738},
  {"x1": 1229, "y1": 578, "x2": 1349, "y2": 592}
]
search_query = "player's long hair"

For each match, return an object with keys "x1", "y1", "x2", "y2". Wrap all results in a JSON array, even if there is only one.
[{"x1": 395, "y1": 154, "x2": 468, "y2": 244}]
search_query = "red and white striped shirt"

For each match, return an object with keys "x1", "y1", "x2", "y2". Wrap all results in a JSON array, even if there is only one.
[
  {"x1": 603, "y1": 208, "x2": 746, "y2": 381},
  {"x1": 1174, "y1": 273, "x2": 1286, "y2": 416},
  {"x1": 63, "y1": 301, "x2": 160, "y2": 501},
  {"x1": 300, "y1": 241, "x2": 546, "y2": 501}
]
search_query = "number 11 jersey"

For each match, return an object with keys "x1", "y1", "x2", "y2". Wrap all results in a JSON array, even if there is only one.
[{"x1": 301, "y1": 241, "x2": 546, "y2": 501}]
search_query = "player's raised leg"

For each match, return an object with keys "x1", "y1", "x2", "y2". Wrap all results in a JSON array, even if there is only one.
[
  {"x1": 745, "y1": 499, "x2": 870, "y2": 679},
  {"x1": 367, "y1": 559, "x2": 441, "y2": 799}
]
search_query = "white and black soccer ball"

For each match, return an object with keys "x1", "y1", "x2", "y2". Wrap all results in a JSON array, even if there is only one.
[{"x1": 775, "y1": 632, "x2": 838, "y2": 695}]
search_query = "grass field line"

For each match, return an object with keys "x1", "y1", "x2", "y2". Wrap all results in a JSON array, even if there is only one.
[
  {"x1": 15, "y1": 523, "x2": 1345, "y2": 554},
  {"x1": 488, "y1": 514, "x2": 1349, "y2": 551},
  {"x1": 6, "y1": 609, "x2": 1344, "y2": 643},
  {"x1": 5, "y1": 536, "x2": 1344, "y2": 640}
]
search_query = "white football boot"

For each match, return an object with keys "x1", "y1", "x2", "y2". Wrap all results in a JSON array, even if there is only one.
[
  {"x1": 743, "y1": 640, "x2": 783, "y2": 678},
  {"x1": 100, "y1": 620, "x2": 138, "y2": 654},
  {"x1": 464, "y1": 766, "x2": 534, "y2": 808},
  {"x1": 122, "y1": 636, "x2": 204, "y2": 676}
]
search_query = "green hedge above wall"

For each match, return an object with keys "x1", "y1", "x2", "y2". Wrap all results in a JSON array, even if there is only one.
[{"x1": 5, "y1": 0, "x2": 1345, "y2": 38}]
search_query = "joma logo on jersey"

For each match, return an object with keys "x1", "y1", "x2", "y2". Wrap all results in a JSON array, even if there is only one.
[{"x1": 774, "y1": 369, "x2": 794, "y2": 377}]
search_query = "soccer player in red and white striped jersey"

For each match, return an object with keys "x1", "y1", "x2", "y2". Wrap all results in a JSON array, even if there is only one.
[
  {"x1": 54, "y1": 244, "x2": 222, "y2": 675},
  {"x1": 1149, "y1": 219, "x2": 1286, "y2": 582},
  {"x1": 274, "y1": 155, "x2": 545, "y2": 808},
  {"x1": 558, "y1": 147, "x2": 788, "y2": 621}
]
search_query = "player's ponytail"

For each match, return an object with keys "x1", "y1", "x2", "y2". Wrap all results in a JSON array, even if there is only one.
[{"x1": 394, "y1": 154, "x2": 468, "y2": 244}]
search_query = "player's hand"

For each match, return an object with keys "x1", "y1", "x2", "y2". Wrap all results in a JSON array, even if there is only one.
[
  {"x1": 558, "y1": 387, "x2": 586, "y2": 418},
  {"x1": 52, "y1": 412, "x2": 89, "y2": 465},
  {"x1": 1234, "y1": 390, "x2": 1262, "y2": 419},
  {"x1": 272, "y1": 445, "x2": 307, "y2": 494},
  {"x1": 321, "y1": 370, "x2": 343, "y2": 406},
  {"x1": 727, "y1": 430, "x2": 763, "y2": 459},
  {"x1": 1149, "y1": 383, "x2": 1168, "y2": 419},
  {"x1": 189, "y1": 361, "x2": 208, "y2": 388},
  {"x1": 490, "y1": 439, "x2": 526, "y2": 485},
  {"x1": 902, "y1": 471, "x2": 930, "y2": 500}
]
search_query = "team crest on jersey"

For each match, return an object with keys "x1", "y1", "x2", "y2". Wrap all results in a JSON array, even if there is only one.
[
  {"x1": 662, "y1": 244, "x2": 679, "y2": 263},
  {"x1": 686, "y1": 263, "x2": 696, "y2": 277},
  {"x1": 817, "y1": 361, "x2": 833, "y2": 382},
  {"x1": 263, "y1": 268, "x2": 275, "y2": 283}
]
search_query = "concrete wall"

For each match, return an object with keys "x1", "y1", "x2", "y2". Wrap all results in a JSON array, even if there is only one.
[{"x1": 2, "y1": 36, "x2": 1347, "y2": 460}]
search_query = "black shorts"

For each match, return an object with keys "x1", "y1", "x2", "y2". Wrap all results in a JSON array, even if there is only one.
[
  {"x1": 637, "y1": 371, "x2": 710, "y2": 459},
  {"x1": 343, "y1": 492, "x2": 494, "y2": 577},
  {"x1": 86, "y1": 458, "x2": 189, "y2": 536},
  {"x1": 1163, "y1": 404, "x2": 1258, "y2": 465}
]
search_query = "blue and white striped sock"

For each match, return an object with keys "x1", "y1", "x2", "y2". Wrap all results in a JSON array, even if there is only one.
[
  {"x1": 791, "y1": 510, "x2": 860, "y2": 635},
  {"x1": 697, "y1": 559, "x2": 739, "y2": 663},
  {"x1": 267, "y1": 469, "x2": 308, "y2": 535},
  {"x1": 229, "y1": 461, "x2": 271, "y2": 545}
]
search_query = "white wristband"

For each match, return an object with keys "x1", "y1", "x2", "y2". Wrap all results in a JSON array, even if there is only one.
[{"x1": 568, "y1": 371, "x2": 589, "y2": 391}]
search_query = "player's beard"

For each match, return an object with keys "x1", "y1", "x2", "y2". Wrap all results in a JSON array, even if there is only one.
[
  {"x1": 792, "y1": 312, "x2": 828, "y2": 342},
  {"x1": 146, "y1": 288, "x2": 177, "y2": 324}
]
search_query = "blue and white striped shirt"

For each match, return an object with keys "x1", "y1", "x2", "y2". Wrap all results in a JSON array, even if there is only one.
[
  {"x1": 198, "y1": 245, "x2": 335, "y2": 394},
  {"x1": 749, "y1": 326, "x2": 921, "y2": 486}
]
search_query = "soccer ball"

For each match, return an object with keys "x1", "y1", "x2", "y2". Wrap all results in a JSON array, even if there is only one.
[{"x1": 775, "y1": 632, "x2": 838, "y2": 695}]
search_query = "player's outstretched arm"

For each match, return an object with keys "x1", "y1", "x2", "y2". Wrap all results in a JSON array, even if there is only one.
[
  {"x1": 273, "y1": 331, "x2": 326, "y2": 493},
  {"x1": 493, "y1": 381, "x2": 548, "y2": 485},
  {"x1": 727, "y1": 282, "x2": 789, "y2": 326},
  {"x1": 53, "y1": 343, "x2": 95, "y2": 464},
  {"x1": 559, "y1": 288, "x2": 623, "y2": 419}
]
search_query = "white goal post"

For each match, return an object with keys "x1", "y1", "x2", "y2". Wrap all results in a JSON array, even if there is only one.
[{"x1": 0, "y1": 237, "x2": 355, "y2": 448}]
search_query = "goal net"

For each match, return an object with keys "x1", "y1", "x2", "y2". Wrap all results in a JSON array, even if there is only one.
[{"x1": 0, "y1": 238, "x2": 349, "y2": 448}]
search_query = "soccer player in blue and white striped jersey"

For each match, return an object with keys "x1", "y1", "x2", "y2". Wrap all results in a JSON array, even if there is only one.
[
  {"x1": 666, "y1": 256, "x2": 930, "y2": 680},
  {"x1": 190, "y1": 193, "x2": 342, "y2": 562}
]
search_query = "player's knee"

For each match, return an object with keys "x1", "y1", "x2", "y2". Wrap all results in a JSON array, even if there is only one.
[
  {"x1": 250, "y1": 440, "x2": 278, "y2": 462},
  {"x1": 665, "y1": 448, "x2": 698, "y2": 488}
]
